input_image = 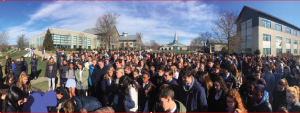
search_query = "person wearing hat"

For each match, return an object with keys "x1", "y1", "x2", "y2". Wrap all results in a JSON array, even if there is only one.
[{"x1": 104, "y1": 56, "x2": 112, "y2": 67}]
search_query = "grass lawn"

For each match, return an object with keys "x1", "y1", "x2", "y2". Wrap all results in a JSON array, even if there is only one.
[
  {"x1": 31, "y1": 81, "x2": 49, "y2": 92},
  {"x1": 0, "y1": 51, "x2": 48, "y2": 79}
]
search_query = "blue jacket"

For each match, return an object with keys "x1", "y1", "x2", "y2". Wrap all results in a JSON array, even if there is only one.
[
  {"x1": 22, "y1": 90, "x2": 57, "y2": 112},
  {"x1": 178, "y1": 77, "x2": 208, "y2": 112},
  {"x1": 73, "y1": 96, "x2": 102, "y2": 112},
  {"x1": 12, "y1": 63, "x2": 16, "y2": 72}
]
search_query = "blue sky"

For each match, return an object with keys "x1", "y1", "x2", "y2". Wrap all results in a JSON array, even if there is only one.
[{"x1": 1, "y1": 1, "x2": 300, "y2": 46}]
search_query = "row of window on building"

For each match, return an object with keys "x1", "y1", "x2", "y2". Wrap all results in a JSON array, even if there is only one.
[
  {"x1": 262, "y1": 34, "x2": 299, "y2": 55},
  {"x1": 262, "y1": 20, "x2": 300, "y2": 36}
]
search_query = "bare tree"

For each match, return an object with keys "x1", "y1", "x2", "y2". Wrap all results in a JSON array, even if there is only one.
[
  {"x1": 126, "y1": 39, "x2": 131, "y2": 50},
  {"x1": 144, "y1": 41, "x2": 151, "y2": 50},
  {"x1": 95, "y1": 12, "x2": 119, "y2": 50},
  {"x1": 136, "y1": 32, "x2": 143, "y2": 50},
  {"x1": 150, "y1": 40, "x2": 160, "y2": 50},
  {"x1": 211, "y1": 9, "x2": 242, "y2": 53},
  {"x1": 0, "y1": 28, "x2": 9, "y2": 52}
]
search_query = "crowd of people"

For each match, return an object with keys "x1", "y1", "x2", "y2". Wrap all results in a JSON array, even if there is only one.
[{"x1": 0, "y1": 48, "x2": 300, "y2": 112}]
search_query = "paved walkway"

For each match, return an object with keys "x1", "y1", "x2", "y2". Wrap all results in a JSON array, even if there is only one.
[{"x1": 30, "y1": 50, "x2": 56, "y2": 84}]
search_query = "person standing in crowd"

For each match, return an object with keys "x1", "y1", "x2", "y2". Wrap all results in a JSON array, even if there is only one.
[
  {"x1": 158, "y1": 86, "x2": 186, "y2": 112},
  {"x1": 30, "y1": 54, "x2": 38, "y2": 80},
  {"x1": 205, "y1": 59, "x2": 214, "y2": 73},
  {"x1": 59, "y1": 60, "x2": 68, "y2": 89},
  {"x1": 20, "y1": 56, "x2": 28, "y2": 74},
  {"x1": 0, "y1": 61, "x2": 3, "y2": 84},
  {"x1": 66, "y1": 63, "x2": 76, "y2": 98},
  {"x1": 80, "y1": 54, "x2": 87, "y2": 64},
  {"x1": 75, "y1": 62, "x2": 89, "y2": 97},
  {"x1": 5, "y1": 73, "x2": 15, "y2": 86},
  {"x1": 225, "y1": 88, "x2": 247, "y2": 112},
  {"x1": 119, "y1": 75, "x2": 138, "y2": 112},
  {"x1": 48, "y1": 53, "x2": 54, "y2": 60},
  {"x1": 91, "y1": 60, "x2": 107, "y2": 100},
  {"x1": 138, "y1": 71, "x2": 156, "y2": 111},
  {"x1": 56, "y1": 49, "x2": 60, "y2": 62},
  {"x1": 11, "y1": 60, "x2": 15, "y2": 74},
  {"x1": 262, "y1": 64, "x2": 275, "y2": 103},
  {"x1": 2, "y1": 86, "x2": 26, "y2": 112},
  {"x1": 178, "y1": 67, "x2": 208, "y2": 112},
  {"x1": 57, "y1": 55, "x2": 65, "y2": 70},
  {"x1": 220, "y1": 62, "x2": 238, "y2": 90},
  {"x1": 208, "y1": 76, "x2": 228, "y2": 112},
  {"x1": 17, "y1": 72, "x2": 31, "y2": 98},
  {"x1": 272, "y1": 78, "x2": 289, "y2": 112},
  {"x1": 210, "y1": 63, "x2": 221, "y2": 82},
  {"x1": 30, "y1": 48, "x2": 34, "y2": 57},
  {"x1": 41, "y1": 47, "x2": 45, "y2": 62},
  {"x1": 274, "y1": 63, "x2": 284, "y2": 90},
  {"x1": 196, "y1": 71, "x2": 212, "y2": 100},
  {"x1": 251, "y1": 83, "x2": 272, "y2": 112},
  {"x1": 104, "y1": 56, "x2": 112, "y2": 67},
  {"x1": 14, "y1": 59, "x2": 23, "y2": 85},
  {"x1": 45, "y1": 57, "x2": 57, "y2": 91},
  {"x1": 101, "y1": 66, "x2": 115, "y2": 107},
  {"x1": 5, "y1": 55, "x2": 12, "y2": 75},
  {"x1": 286, "y1": 86, "x2": 300, "y2": 112},
  {"x1": 282, "y1": 66, "x2": 295, "y2": 87},
  {"x1": 151, "y1": 66, "x2": 165, "y2": 88},
  {"x1": 68, "y1": 55, "x2": 76, "y2": 69}
]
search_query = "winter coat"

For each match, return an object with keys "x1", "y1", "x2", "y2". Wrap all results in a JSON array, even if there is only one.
[
  {"x1": 252, "y1": 90, "x2": 272, "y2": 112},
  {"x1": 207, "y1": 89, "x2": 227, "y2": 112},
  {"x1": 282, "y1": 67, "x2": 295, "y2": 87},
  {"x1": 91, "y1": 65, "x2": 107, "y2": 88},
  {"x1": 22, "y1": 90, "x2": 57, "y2": 112},
  {"x1": 5, "y1": 58, "x2": 11, "y2": 74},
  {"x1": 138, "y1": 81, "x2": 156, "y2": 112},
  {"x1": 272, "y1": 90, "x2": 286, "y2": 112},
  {"x1": 262, "y1": 71, "x2": 275, "y2": 100},
  {"x1": 241, "y1": 91, "x2": 255, "y2": 111},
  {"x1": 66, "y1": 69, "x2": 75, "y2": 79},
  {"x1": 124, "y1": 84, "x2": 138, "y2": 112},
  {"x1": 210, "y1": 72, "x2": 221, "y2": 82},
  {"x1": 162, "y1": 79, "x2": 179, "y2": 99},
  {"x1": 150, "y1": 75, "x2": 164, "y2": 88},
  {"x1": 14, "y1": 61, "x2": 24, "y2": 79},
  {"x1": 72, "y1": 96, "x2": 102, "y2": 112},
  {"x1": 274, "y1": 69, "x2": 284, "y2": 90},
  {"x1": 178, "y1": 77, "x2": 208, "y2": 112},
  {"x1": 30, "y1": 58, "x2": 38, "y2": 72},
  {"x1": 59, "y1": 65, "x2": 68, "y2": 79},
  {"x1": 223, "y1": 73, "x2": 239, "y2": 91},
  {"x1": 21, "y1": 56, "x2": 28, "y2": 73},
  {"x1": 0, "y1": 66, "x2": 3, "y2": 83},
  {"x1": 45, "y1": 63, "x2": 57, "y2": 78},
  {"x1": 75, "y1": 68, "x2": 89, "y2": 87},
  {"x1": 288, "y1": 101, "x2": 300, "y2": 112},
  {"x1": 12, "y1": 63, "x2": 15, "y2": 73}
]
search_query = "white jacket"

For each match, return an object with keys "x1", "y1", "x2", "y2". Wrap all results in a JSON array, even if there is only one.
[{"x1": 124, "y1": 85, "x2": 138, "y2": 112}]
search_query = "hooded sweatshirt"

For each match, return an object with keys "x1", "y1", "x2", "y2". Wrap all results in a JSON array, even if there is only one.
[
  {"x1": 262, "y1": 70, "x2": 275, "y2": 103},
  {"x1": 21, "y1": 56, "x2": 28, "y2": 73},
  {"x1": 274, "y1": 65, "x2": 284, "y2": 90},
  {"x1": 282, "y1": 66, "x2": 295, "y2": 87},
  {"x1": 22, "y1": 90, "x2": 57, "y2": 112},
  {"x1": 252, "y1": 90, "x2": 272, "y2": 112}
]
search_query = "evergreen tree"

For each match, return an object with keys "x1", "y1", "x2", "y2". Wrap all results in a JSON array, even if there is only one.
[
  {"x1": 43, "y1": 29, "x2": 54, "y2": 51},
  {"x1": 17, "y1": 34, "x2": 27, "y2": 50}
]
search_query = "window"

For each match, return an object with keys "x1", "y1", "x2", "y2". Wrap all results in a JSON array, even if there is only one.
[
  {"x1": 286, "y1": 38, "x2": 291, "y2": 44},
  {"x1": 276, "y1": 24, "x2": 282, "y2": 31},
  {"x1": 295, "y1": 49, "x2": 297, "y2": 54},
  {"x1": 169, "y1": 47, "x2": 171, "y2": 50},
  {"x1": 294, "y1": 40, "x2": 298, "y2": 44},
  {"x1": 130, "y1": 43, "x2": 132, "y2": 45},
  {"x1": 263, "y1": 34, "x2": 271, "y2": 41},
  {"x1": 73, "y1": 36, "x2": 77, "y2": 47},
  {"x1": 211, "y1": 45, "x2": 215, "y2": 52},
  {"x1": 79, "y1": 37, "x2": 82, "y2": 46},
  {"x1": 241, "y1": 23, "x2": 246, "y2": 30},
  {"x1": 84, "y1": 38, "x2": 87, "y2": 49},
  {"x1": 262, "y1": 20, "x2": 271, "y2": 28},
  {"x1": 247, "y1": 20, "x2": 252, "y2": 28},
  {"x1": 246, "y1": 35, "x2": 252, "y2": 42},
  {"x1": 286, "y1": 49, "x2": 291, "y2": 53},
  {"x1": 286, "y1": 27, "x2": 291, "y2": 34},
  {"x1": 276, "y1": 49, "x2": 282, "y2": 54},
  {"x1": 88, "y1": 38, "x2": 91, "y2": 46},
  {"x1": 263, "y1": 48, "x2": 271, "y2": 55},
  {"x1": 97, "y1": 40, "x2": 100, "y2": 48},
  {"x1": 134, "y1": 43, "x2": 136, "y2": 46},
  {"x1": 294, "y1": 30, "x2": 297, "y2": 36}
]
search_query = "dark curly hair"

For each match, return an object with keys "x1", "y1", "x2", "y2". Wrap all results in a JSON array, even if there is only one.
[{"x1": 119, "y1": 76, "x2": 138, "y2": 95}]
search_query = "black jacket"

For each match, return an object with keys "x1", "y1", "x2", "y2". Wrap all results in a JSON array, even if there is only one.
[
  {"x1": 45, "y1": 63, "x2": 57, "y2": 78},
  {"x1": 150, "y1": 75, "x2": 164, "y2": 88},
  {"x1": 207, "y1": 89, "x2": 227, "y2": 112},
  {"x1": 14, "y1": 61, "x2": 24, "y2": 79},
  {"x1": 59, "y1": 65, "x2": 68, "y2": 79},
  {"x1": 210, "y1": 72, "x2": 221, "y2": 82},
  {"x1": 91, "y1": 65, "x2": 107, "y2": 87},
  {"x1": 272, "y1": 90, "x2": 286, "y2": 112},
  {"x1": 30, "y1": 58, "x2": 38, "y2": 72},
  {"x1": 223, "y1": 73, "x2": 239, "y2": 91},
  {"x1": 5, "y1": 58, "x2": 11, "y2": 74},
  {"x1": 252, "y1": 93, "x2": 272, "y2": 112},
  {"x1": 288, "y1": 101, "x2": 300, "y2": 112}
]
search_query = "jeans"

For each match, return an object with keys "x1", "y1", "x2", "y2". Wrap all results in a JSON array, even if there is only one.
[{"x1": 48, "y1": 78, "x2": 55, "y2": 90}]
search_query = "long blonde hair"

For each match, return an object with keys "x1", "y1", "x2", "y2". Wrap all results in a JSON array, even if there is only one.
[
  {"x1": 115, "y1": 68, "x2": 125, "y2": 84},
  {"x1": 287, "y1": 86, "x2": 300, "y2": 102},
  {"x1": 104, "y1": 66, "x2": 115, "y2": 80},
  {"x1": 170, "y1": 65, "x2": 177, "y2": 77},
  {"x1": 62, "y1": 98, "x2": 76, "y2": 112},
  {"x1": 17, "y1": 72, "x2": 31, "y2": 91}
]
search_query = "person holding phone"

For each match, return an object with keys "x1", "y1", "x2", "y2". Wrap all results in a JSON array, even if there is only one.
[{"x1": 75, "y1": 62, "x2": 89, "y2": 97}]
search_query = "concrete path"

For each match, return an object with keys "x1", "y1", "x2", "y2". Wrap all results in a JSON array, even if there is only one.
[{"x1": 30, "y1": 50, "x2": 56, "y2": 84}]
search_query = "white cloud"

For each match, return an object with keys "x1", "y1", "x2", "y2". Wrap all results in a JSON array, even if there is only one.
[{"x1": 7, "y1": 1, "x2": 217, "y2": 46}]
